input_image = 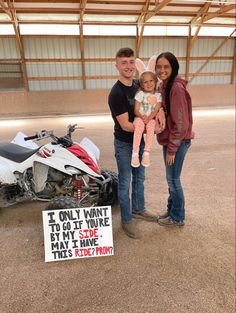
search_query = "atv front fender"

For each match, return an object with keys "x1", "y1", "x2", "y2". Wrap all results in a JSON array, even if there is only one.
[{"x1": 0, "y1": 163, "x2": 17, "y2": 184}]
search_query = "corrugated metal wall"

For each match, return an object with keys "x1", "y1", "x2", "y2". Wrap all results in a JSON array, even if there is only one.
[
  {"x1": 85, "y1": 38, "x2": 136, "y2": 89},
  {"x1": 24, "y1": 37, "x2": 83, "y2": 90},
  {"x1": 140, "y1": 37, "x2": 188, "y2": 58},
  {"x1": 0, "y1": 38, "x2": 23, "y2": 89},
  {"x1": 0, "y1": 63, "x2": 21, "y2": 78},
  {"x1": 0, "y1": 38, "x2": 20, "y2": 59},
  {"x1": 0, "y1": 38, "x2": 21, "y2": 78},
  {"x1": 190, "y1": 38, "x2": 234, "y2": 85},
  {"x1": 0, "y1": 36, "x2": 234, "y2": 90}
]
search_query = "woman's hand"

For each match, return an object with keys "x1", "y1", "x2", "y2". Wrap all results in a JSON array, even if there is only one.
[
  {"x1": 155, "y1": 121, "x2": 162, "y2": 134},
  {"x1": 156, "y1": 108, "x2": 166, "y2": 132},
  {"x1": 166, "y1": 154, "x2": 175, "y2": 166}
]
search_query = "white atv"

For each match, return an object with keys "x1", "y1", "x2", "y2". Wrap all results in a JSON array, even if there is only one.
[{"x1": 0, "y1": 124, "x2": 118, "y2": 210}]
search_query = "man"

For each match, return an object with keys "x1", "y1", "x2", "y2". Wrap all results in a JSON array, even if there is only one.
[{"x1": 108, "y1": 47, "x2": 165, "y2": 239}]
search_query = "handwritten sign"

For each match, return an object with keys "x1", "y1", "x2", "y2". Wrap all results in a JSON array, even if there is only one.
[{"x1": 42, "y1": 206, "x2": 114, "y2": 262}]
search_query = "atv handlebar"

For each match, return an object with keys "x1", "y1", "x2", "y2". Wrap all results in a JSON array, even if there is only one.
[
  {"x1": 24, "y1": 124, "x2": 79, "y2": 148},
  {"x1": 24, "y1": 129, "x2": 54, "y2": 141},
  {"x1": 67, "y1": 124, "x2": 77, "y2": 138},
  {"x1": 24, "y1": 135, "x2": 39, "y2": 141}
]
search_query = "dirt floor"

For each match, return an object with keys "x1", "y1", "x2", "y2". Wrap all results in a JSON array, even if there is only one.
[{"x1": 0, "y1": 106, "x2": 235, "y2": 313}]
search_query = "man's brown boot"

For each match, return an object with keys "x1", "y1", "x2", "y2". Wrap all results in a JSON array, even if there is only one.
[
  {"x1": 122, "y1": 222, "x2": 141, "y2": 239},
  {"x1": 157, "y1": 211, "x2": 169, "y2": 220},
  {"x1": 132, "y1": 210, "x2": 157, "y2": 222}
]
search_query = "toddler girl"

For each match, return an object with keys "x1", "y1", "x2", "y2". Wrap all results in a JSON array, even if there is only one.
[{"x1": 131, "y1": 56, "x2": 162, "y2": 167}]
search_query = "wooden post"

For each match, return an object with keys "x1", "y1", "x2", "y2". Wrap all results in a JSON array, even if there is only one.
[
  {"x1": 185, "y1": 26, "x2": 191, "y2": 82},
  {"x1": 230, "y1": 37, "x2": 235, "y2": 84}
]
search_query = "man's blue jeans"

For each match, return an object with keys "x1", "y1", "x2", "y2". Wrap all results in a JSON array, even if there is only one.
[
  {"x1": 163, "y1": 140, "x2": 191, "y2": 223},
  {"x1": 114, "y1": 139, "x2": 146, "y2": 224}
]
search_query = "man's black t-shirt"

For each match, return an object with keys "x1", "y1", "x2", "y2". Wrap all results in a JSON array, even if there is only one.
[{"x1": 108, "y1": 79, "x2": 139, "y2": 143}]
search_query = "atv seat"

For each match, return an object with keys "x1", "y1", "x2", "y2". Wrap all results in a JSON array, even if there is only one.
[{"x1": 0, "y1": 143, "x2": 40, "y2": 163}]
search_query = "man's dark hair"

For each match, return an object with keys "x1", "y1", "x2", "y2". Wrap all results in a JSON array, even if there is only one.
[{"x1": 116, "y1": 47, "x2": 134, "y2": 58}]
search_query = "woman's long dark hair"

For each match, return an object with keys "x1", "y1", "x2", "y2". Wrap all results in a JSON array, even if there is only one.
[{"x1": 155, "y1": 52, "x2": 179, "y2": 115}]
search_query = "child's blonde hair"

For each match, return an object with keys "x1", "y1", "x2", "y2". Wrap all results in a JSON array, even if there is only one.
[{"x1": 139, "y1": 71, "x2": 157, "y2": 92}]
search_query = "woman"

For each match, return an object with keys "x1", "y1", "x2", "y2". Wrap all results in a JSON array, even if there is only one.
[{"x1": 155, "y1": 52, "x2": 194, "y2": 227}]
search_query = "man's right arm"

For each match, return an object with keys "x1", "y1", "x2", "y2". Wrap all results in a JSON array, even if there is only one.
[{"x1": 116, "y1": 113, "x2": 135, "y2": 132}]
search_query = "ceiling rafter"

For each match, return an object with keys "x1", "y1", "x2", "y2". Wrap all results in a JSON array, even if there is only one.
[
  {"x1": 136, "y1": 0, "x2": 173, "y2": 55},
  {"x1": 0, "y1": 0, "x2": 9, "y2": 14},
  {"x1": 80, "y1": 0, "x2": 87, "y2": 20},
  {"x1": 0, "y1": 20, "x2": 234, "y2": 27},
  {"x1": 191, "y1": 1, "x2": 211, "y2": 25},
  {"x1": 0, "y1": 8, "x2": 234, "y2": 20},
  {"x1": 137, "y1": 0, "x2": 150, "y2": 24},
  {"x1": 0, "y1": 0, "x2": 234, "y2": 28},
  {"x1": 189, "y1": 1, "x2": 213, "y2": 51},
  {"x1": 144, "y1": 0, "x2": 173, "y2": 22},
  {"x1": 3, "y1": 0, "x2": 233, "y2": 8},
  {"x1": 136, "y1": 0, "x2": 151, "y2": 56},
  {"x1": 202, "y1": 3, "x2": 236, "y2": 23}
]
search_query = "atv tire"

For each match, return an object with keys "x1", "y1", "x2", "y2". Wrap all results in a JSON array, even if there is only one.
[
  {"x1": 100, "y1": 169, "x2": 118, "y2": 207},
  {"x1": 45, "y1": 195, "x2": 81, "y2": 210}
]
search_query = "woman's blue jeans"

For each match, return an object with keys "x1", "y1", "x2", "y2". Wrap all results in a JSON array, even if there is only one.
[
  {"x1": 114, "y1": 139, "x2": 146, "y2": 224},
  {"x1": 163, "y1": 140, "x2": 191, "y2": 223}
]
